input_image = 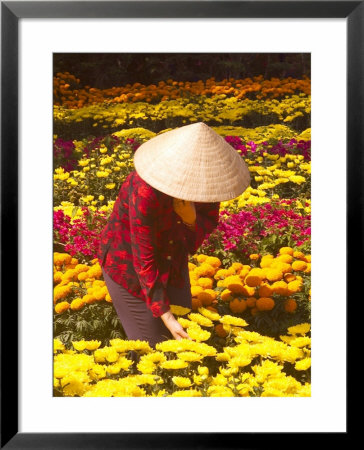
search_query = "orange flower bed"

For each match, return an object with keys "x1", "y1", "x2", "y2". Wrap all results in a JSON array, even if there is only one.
[{"x1": 54, "y1": 72, "x2": 311, "y2": 109}]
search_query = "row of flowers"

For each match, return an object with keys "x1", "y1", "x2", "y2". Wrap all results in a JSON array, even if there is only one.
[
  {"x1": 53, "y1": 132, "x2": 310, "y2": 210},
  {"x1": 54, "y1": 72, "x2": 311, "y2": 109},
  {"x1": 53, "y1": 93, "x2": 310, "y2": 137},
  {"x1": 54, "y1": 198, "x2": 310, "y2": 266},
  {"x1": 53, "y1": 316, "x2": 311, "y2": 397},
  {"x1": 54, "y1": 129, "x2": 310, "y2": 173},
  {"x1": 53, "y1": 246, "x2": 310, "y2": 339}
]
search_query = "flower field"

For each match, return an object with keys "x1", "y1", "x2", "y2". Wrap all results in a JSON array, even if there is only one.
[{"x1": 53, "y1": 71, "x2": 311, "y2": 397}]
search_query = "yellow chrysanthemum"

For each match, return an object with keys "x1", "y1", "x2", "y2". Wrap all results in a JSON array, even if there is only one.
[
  {"x1": 219, "y1": 315, "x2": 248, "y2": 327},
  {"x1": 160, "y1": 359, "x2": 189, "y2": 370},
  {"x1": 287, "y1": 323, "x2": 310, "y2": 335},
  {"x1": 53, "y1": 338, "x2": 65, "y2": 352},
  {"x1": 295, "y1": 358, "x2": 311, "y2": 371},
  {"x1": 170, "y1": 305, "x2": 191, "y2": 316},
  {"x1": 177, "y1": 351, "x2": 203, "y2": 362},
  {"x1": 171, "y1": 389, "x2": 202, "y2": 397},
  {"x1": 172, "y1": 376, "x2": 192, "y2": 388},
  {"x1": 187, "y1": 326, "x2": 211, "y2": 342},
  {"x1": 207, "y1": 386, "x2": 234, "y2": 397},
  {"x1": 197, "y1": 306, "x2": 221, "y2": 321},
  {"x1": 188, "y1": 313, "x2": 214, "y2": 327}
]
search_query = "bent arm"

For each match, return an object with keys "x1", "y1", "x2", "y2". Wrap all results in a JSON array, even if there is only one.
[{"x1": 129, "y1": 181, "x2": 171, "y2": 318}]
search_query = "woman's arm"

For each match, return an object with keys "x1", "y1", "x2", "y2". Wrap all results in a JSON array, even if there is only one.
[{"x1": 129, "y1": 180, "x2": 171, "y2": 318}]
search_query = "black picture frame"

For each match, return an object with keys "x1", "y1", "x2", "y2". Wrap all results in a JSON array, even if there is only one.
[{"x1": 1, "y1": 1, "x2": 356, "y2": 448}]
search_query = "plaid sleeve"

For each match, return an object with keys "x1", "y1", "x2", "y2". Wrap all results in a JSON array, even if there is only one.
[
  {"x1": 182, "y1": 202, "x2": 221, "y2": 255},
  {"x1": 129, "y1": 179, "x2": 171, "y2": 318}
]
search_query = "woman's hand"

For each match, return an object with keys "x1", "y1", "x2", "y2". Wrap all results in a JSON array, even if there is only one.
[
  {"x1": 172, "y1": 198, "x2": 196, "y2": 226},
  {"x1": 161, "y1": 310, "x2": 193, "y2": 341}
]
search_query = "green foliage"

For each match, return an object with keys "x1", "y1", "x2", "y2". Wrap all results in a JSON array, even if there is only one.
[{"x1": 54, "y1": 303, "x2": 127, "y2": 349}]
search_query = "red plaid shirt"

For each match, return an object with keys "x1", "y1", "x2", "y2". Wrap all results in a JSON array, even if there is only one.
[{"x1": 98, "y1": 170, "x2": 220, "y2": 318}]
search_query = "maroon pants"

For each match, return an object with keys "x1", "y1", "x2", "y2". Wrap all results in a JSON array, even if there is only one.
[{"x1": 102, "y1": 263, "x2": 192, "y2": 348}]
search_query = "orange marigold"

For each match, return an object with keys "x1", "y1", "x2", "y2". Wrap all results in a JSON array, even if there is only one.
[
  {"x1": 82, "y1": 294, "x2": 96, "y2": 305},
  {"x1": 304, "y1": 263, "x2": 311, "y2": 273},
  {"x1": 198, "y1": 277, "x2": 213, "y2": 289},
  {"x1": 271, "y1": 280, "x2": 289, "y2": 296},
  {"x1": 220, "y1": 289, "x2": 234, "y2": 302},
  {"x1": 196, "y1": 254, "x2": 208, "y2": 263},
  {"x1": 258, "y1": 283, "x2": 273, "y2": 297},
  {"x1": 53, "y1": 271, "x2": 63, "y2": 284},
  {"x1": 224, "y1": 275, "x2": 245, "y2": 294},
  {"x1": 265, "y1": 268, "x2": 283, "y2": 282},
  {"x1": 271, "y1": 261, "x2": 292, "y2": 274},
  {"x1": 245, "y1": 268, "x2": 264, "y2": 287},
  {"x1": 287, "y1": 280, "x2": 302, "y2": 294},
  {"x1": 256, "y1": 297, "x2": 275, "y2": 311},
  {"x1": 214, "y1": 269, "x2": 230, "y2": 280},
  {"x1": 276, "y1": 254, "x2": 293, "y2": 264},
  {"x1": 229, "y1": 298, "x2": 247, "y2": 314},
  {"x1": 191, "y1": 285, "x2": 204, "y2": 297},
  {"x1": 54, "y1": 301, "x2": 70, "y2": 314},
  {"x1": 230, "y1": 262, "x2": 244, "y2": 272},
  {"x1": 197, "y1": 290, "x2": 215, "y2": 306},
  {"x1": 292, "y1": 260, "x2": 308, "y2": 272},
  {"x1": 191, "y1": 297, "x2": 203, "y2": 311},
  {"x1": 205, "y1": 256, "x2": 222, "y2": 268},
  {"x1": 284, "y1": 298, "x2": 297, "y2": 313},
  {"x1": 246, "y1": 297, "x2": 257, "y2": 308},
  {"x1": 70, "y1": 297, "x2": 85, "y2": 311},
  {"x1": 284, "y1": 298, "x2": 298, "y2": 313},
  {"x1": 284, "y1": 273, "x2": 296, "y2": 283},
  {"x1": 293, "y1": 251, "x2": 306, "y2": 260},
  {"x1": 279, "y1": 247, "x2": 294, "y2": 256},
  {"x1": 242, "y1": 285, "x2": 256, "y2": 297},
  {"x1": 260, "y1": 255, "x2": 274, "y2": 268},
  {"x1": 215, "y1": 324, "x2": 228, "y2": 338}
]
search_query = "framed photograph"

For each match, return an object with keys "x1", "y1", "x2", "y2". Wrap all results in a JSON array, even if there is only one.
[{"x1": 2, "y1": 0, "x2": 356, "y2": 447}]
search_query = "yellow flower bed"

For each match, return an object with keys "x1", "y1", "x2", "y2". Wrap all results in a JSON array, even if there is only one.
[
  {"x1": 53, "y1": 142, "x2": 134, "y2": 207},
  {"x1": 220, "y1": 152, "x2": 311, "y2": 212},
  {"x1": 53, "y1": 94, "x2": 310, "y2": 130},
  {"x1": 53, "y1": 318, "x2": 311, "y2": 397}
]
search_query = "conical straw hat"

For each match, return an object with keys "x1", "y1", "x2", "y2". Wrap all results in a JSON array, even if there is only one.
[{"x1": 133, "y1": 122, "x2": 251, "y2": 202}]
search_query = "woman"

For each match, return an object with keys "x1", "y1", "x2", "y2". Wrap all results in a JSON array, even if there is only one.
[{"x1": 97, "y1": 122, "x2": 250, "y2": 348}]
